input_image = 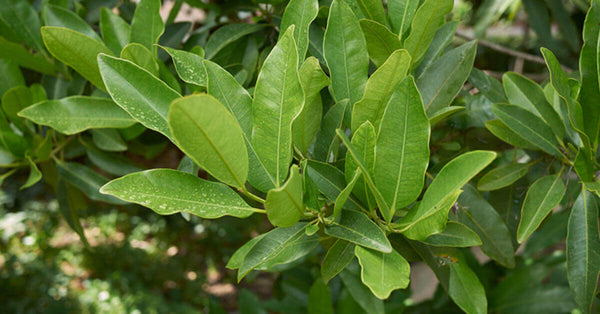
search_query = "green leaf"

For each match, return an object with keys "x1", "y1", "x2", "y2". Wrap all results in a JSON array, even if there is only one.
[
  {"x1": 85, "y1": 144, "x2": 144, "y2": 177},
  {"x1": 396, "y1": 151, "x2": 497, "y2": 239},
  {"x1": 339, "y1": 268, "x2": 385, "y2": 314},
  {"x1": 449, "y1": 260, "x2": 488, "y2": 314},
  {"x1": 333, "y1": 170, "x2": 361, "y2": 219},
  {"x1": 91, "y1": 129, "x2": 127, "y2": 152},
  {"x1": 280, "y1": 0, "x2": 319, "y2": 64},
  {"x1": 473, "y1": 0, "x2": 518, "y2": 36},
  {"x1": 204, "y1": 60, "x2": 275, "y2": 192},
  {"x1": 345, "y1": 0, "x2": 386, "y2": 25},
  {"x1": 403, "y1": 0, "x2": 453, "y2": 64},
  {"x1": 265, "y1": 164, "x2": 304, "y2": 227},
  {"x1": 56, "y1": 161, "x2": 126, "y2": 205},
  {"x1": 313, "y1": 100, "x2": 348, "y2": 161},
  {"x1": 161, "y1": 46, "x2": 206, "y2": 87},
  {"x1": 477, "y1": 163, "x2": 531, "y2": 191},
  {"x1": 400, "y1": 188, "x2": 461, "y2": 241},
  {"x1": 98, "y1": 54, "x2": 181, "y2": 140},
  {"x1": 121, "y1": 43, "x2": 159, "y2": 77},
  {"x1": 308, "y1": 279, "x2": 333, "y2": 314},
  {"x1": 305, "y1": 160, "x2": 364, "y2": 211},
  {"x1": 345, "y1": 121, "x2": 376, "y2": 210},
  {"x1": 324, "y1": 0, "x2": 369, "y2": 104},
  {"x1": 0, "y1": 0, "x2": 45, "y2": 53},
  {"x1": 252, "y1": 27, "x2": 303, "y2": 186},
  {"x1": 169, "y1": 94, "x2": 248, "y2": 188},
  {"x1": 492, "y1": 103, "x2": 563, "y2": 156},
  {"x1": 566, "y1": 190, "x2": 600, "y2": 312},
  {"x1": 374, "y1": 76, "x2": 430, "y2": 214},
  {"x1": 129, "y1": 0, "x2": 164, "y2": 56},
  {"x1": 457, "y1": 184, "x2": 515, "y2": 268},
  {"x1": 0, "y1": 36, "x2": 56, "y2": 74},
  {"x1": 325, "y1": 210, "x2": 392, "y2": 253},
  {"x1": 100, "y1": 7, "x2": 130, "y2": 55},
  {"x1": 100, "y1": 169, "x2": 259, "y2": 219},
  {"x1": 204, "y1": 24, "x2": 267, "y2": 60},
  {"x1": 322, "y1": 239, "x2": 355, "y2": 283},
  {"x1": 503, "y1": 72, "x2": 565, "y2": 140},
  {"x1": 484, "y1": 119, "x2": 539, "y2": 150},
  {"x1": 359, "y1": 19, "x2": 401, "y2": 68},
  {"x1": 238, "y1": 223, "x2": 318, "y2": 281},
  {"x1": 0, "y1": 131, "x2": 28, "y2": 158},
  {"x1": 293, "y1": 57, "x2": 329, "y2": 154},
  {"x1": 423, "y1": 221, "x2": 482, "y2": 247},
  {"x1": 42, "y1": 26, "x2": 113, "y2": 91},
  {"x1": 226, "y1": 234, "x2": 266, "y2": 270},
  {"x1": 429, "y1": 106, "x2": 465, "y2": 126},
  {"x1": 388, "y1": 0, "x2": 419, "y2": 37},
  {"x1": 21, "y1": 155, "x2": 42, "y2": 190},
  {"x1": 2, "y1": 85, "x2": 33, "y2": 124},
  {"x1": 517, "y1": 173, "x2": 565, "y2": 243},
  {"x1": 355, "y1": 246, "x2": 410, "y2": 299},
  {"x1": 578, "y1": 1, "x2": 600, "y2": 150},
  {"x1": 416, "y1": 40, "x2": 477, "y2": 115},
  {"x1": 414, "y1": 21, "x2": 460, "y2": 79},
  {"x1": 43, "y1": 5, "x2": 101, "y2": 42},
  {"x1": 0, "y1": 59, "x2": 25, "y2": 97},
  {"x1": 468, "y1": 68, "x2": 507, "y2": 104},
  {"x1": 18, "y1": 96, "x2": 135, "y2": 135},
  {"x1": 351, "y1": 49, "x2": 411, "y2": 132}
]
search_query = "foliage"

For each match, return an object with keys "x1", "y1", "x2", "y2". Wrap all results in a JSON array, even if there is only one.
[{"x1": 1, "y1": 0, "x2": 599, "y2": 312}]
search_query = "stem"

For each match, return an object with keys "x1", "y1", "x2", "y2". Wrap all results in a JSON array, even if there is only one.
[{"x1": 241, "y1": 186, "x2": 266, "y2": 204}]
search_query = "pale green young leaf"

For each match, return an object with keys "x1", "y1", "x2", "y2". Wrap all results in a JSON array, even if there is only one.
[
  {"x1": 129, "y1": 0, "x2": 164, "y2": 56},
  {"x1": 21, "y1": 155, "x2": 42, "y2": 190},
  {"x1": 238, "y1": 223, "x2": 318, "y2": 281},
  {"x1": 396, "y1": 151, "x2": 497, "y2": 239},
  {"x1": 43, "y1": 5, "x2": 101, "y2": 42},
  {"x1": 458, "y1": 184, "x2": 515, "y2": 268},
  {"x1": 42, "y1": 26, "x2": 113, "y2": 91},
  {"x1": 279, "y1": 0, "x2": 319, "y2": 64},
  {"x1": 375, "y1": 76, "x2": 430, "y2": 213},
  {"x1": 121, "y1": 43, "x2": 159, "y2": 77},
  {"x1": 204, "y1": 60, "x2": 275, "y2": 192},
  {"x1": 517, "y1": 173, "x2": 565, "y2": 243},
  {"x1": 400, "y1": 189, "x2": 461, "y2": 240},
  {"x1": 169, "y1": 94, "x2": 248, "y2": 188},
  {"x1": 324, "y1": 0, "x2": 369, "y2": 104},
  {"x1": 351, "y1": 49, "x2": 411, "y2": 132},
  {"x1": 403, "y1": 0, "x2": 453, "y2": 65},
  {"x1": 204, "y1": 24, "x2": 266, "y2": 60},
  {"x1": 293, "y1": 57, "x2": 329, "y2": 154},
  {"x1": 252, "y1": 27, "x2": 303, "y2": 186},
  {"x1": 355, "y1": 247, "x2": 409, "y2": 299},
  {"x1": 449, "y1": 260, "x2": 487, "y2": 314},
  {"x1": 359, "y1": 19, "x2": 401, "y2": 68},
  {"x1": 491, "y1": 103, "x2": 563, "y2": 156},
  {"x1": 0, "y1": 0, "x2": 45, "y2": 53},
  {"x1": 484, "y1": 119, "x2": 540, "y2": 150},
  {"x1": 333, "y1": 170, "x2": 361, "y2": 219},
  {"x1": 265, "y1": 165, "x2": 304, "y2": 227},
  {"x1": 388, "y1": 0, "x2": 419, "y2": 37},
  {"x1": 325, "y1": 210, "x2": 392, "y2": 253},
  {"x1": 566, "y1": 190, "x2": 600, "y2": 312},
  {"x1": 100, "y1": 7, "x2": 130, "y2": 55},
  {"x1": 161, "y1": 46, "x2": 206, "y2": 87},
  {"x1": 416, "y1": 40, "x2": 477, "y2": 115},
  {"x1": 477, "y1": 163, "x2": 531, "y2": 191},
  {"x1": 321, "y1": 239, "x2": 355, "y2": 283},
  {"x1": 91, "y1": 129, "x2": 127, "y2": 152},
  {"x1": 100, "y1": 169, "x2": 259, "y2": 218},
  {"x1": 423, "y1": 221, "x2": 482, "y2": 247},
  {"x1": 56, "y1": 161, "x2": 126, "y2": 205},
  {"x1": 18, "y1": 96, "x2": 135, "y2": 135},
  {"x1": 98, "y1": 54, "x2": 181, "y2": 140}
]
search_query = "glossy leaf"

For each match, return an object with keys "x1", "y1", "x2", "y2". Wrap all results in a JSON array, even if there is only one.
[
  {"x1": 492, "y1": 103, "x2": 563, "y2": 156},
  {"x1": 280, "y1": 0, "x2": 319, "y2": 64},
  {"x1": 414, "y1": 21, "x2": 460, "y2": 79},
  {"x1": 252, "y1": 27, "x2": 303, "y2": 186},
  {"x1": 42, "y1": 26, "x2": 113, "y2": 91},
  {"x1": 417, "y1": 40, "x2": 477, "y2": 115},
  {"x1": 484, "y1": 119, "x2": 539, "y2": 150},
  {"x1": 129, "y1": 0, "x2": 164, "y2": 56},
  {"x1": 400, "y1": 189, "x2": 461, "y2": 241},
  {"x1": 322, "y1": 239, "x2": 356, "y2": 283},
  {"x1": 355, "y1": 247, "x2": 409, "y2": 299},
  {"x1": 345, "y1": 121, "x2": 376, "y2": 209},
  {"x1": 477, "y1": 163, "x2": 531, "y2": 191},
  {"x1": 423, "y1": 221, "x2": 482, "y2": 247},
  {"x1": 43, "y1": 5, "x2": 101, "y2": 42},
  {"x1": 121, "y1": 43, "x2": 159, "y2": 77},
  {"x1": 56, "y1": 161, "x2": 126, "y2": 205},
  {"x1": 265, "y1": 165, "x2": 304, "y2": 227},
  {"x1": 579, "y1": 1, "x2": 600, "y2": 149},
  {"x1": 396, "y1": 151, "x2": 497, "y2": 240},
  {"x1": 100, "y1": 169, "x2": 258, "y2": 219},
  {"x1": 169, "y1": 94, "x2": 248, "y2": 188},
  {"x1": 345, "y1": 0, "x2": 386, "y2": 25},
  {"x1": 100, "y1": 7, "x2": 130, "y2": 55},
  {"x1": 566, "y1": 190, "x2": 600, "y2": 312},
  {"x1": 21, "y1": 155, "x2": 42, "y2": 190},
  {"x1": 351, "y1": 49, "x2": 411, "y2": 132},
  {"x1": 91, "y1": 129, "x2": 127, "y2": 152},
  {"x1": 457, "y1": 184, "x2": 515, "y2": 268},
  {"x1": 293, "y1": 57, "x2": 329, "y2": 154},
  {"x1": 517, "y1": 173, "x2": 565, "y2": 243},
  {"x1": 98, "y1": 54, "x2": 181, "y2": 140},
  {"x1": 359, "y1": 20, "x2": 401, "y2": 67},
  {"x1": 162, "y1": 46, "x2": 206, "y2": 87},
  {"x1": 388, "y1": 0, "x2": 419, "y2": 37},
  {"x1": 429, "y1": 106, "x2": 465, "y2": 126},
  {"x1": 403, "y1": 0, "x2": 454, "y2": 64},
  {"x1": 204, "y1": 24, "x2": 266, "y2": 60},
  {"x1": 375, "y1": 76, "x2": 429, "y2": 213},
  {"x1": 305, "y1": 160, "x2": 363, "y2": 211},
  {"x1": 325, "y1": 210, "x2": 392, "y2": 253},
  {"x1": 449, "y1": 261, "x2": 488, "y2": 314},
  {"x1": 226, "y1": 234, "x2": 265, "y2": 270},
  {"x1": 333, "y1": 170, "x2": 361, "y2": 219},
  {"x1": 468, "y1": 68, "x2": 507, "y2": 104},
  {"x1": 324, "y1": 0, "x2": 369, "y2": 104},
  {"x1": 313, "y1": 100, "x2": 348, "y2": 161}
]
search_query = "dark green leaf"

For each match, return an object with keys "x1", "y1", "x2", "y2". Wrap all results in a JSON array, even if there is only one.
[
  {"x1": 325, "y1": 210, "x2": 392, "y2": 253},
  {"x1": 477, "y1": 163, "x2": 531, "y2": 191}
]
